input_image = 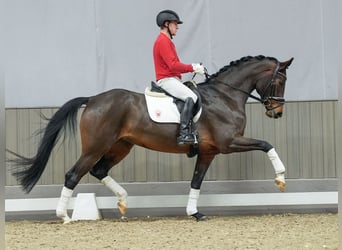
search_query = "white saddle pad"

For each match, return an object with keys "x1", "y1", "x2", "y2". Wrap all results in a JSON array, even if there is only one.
[{"x1": 144, "y1": 87, "x2": 201, "y2": 123}]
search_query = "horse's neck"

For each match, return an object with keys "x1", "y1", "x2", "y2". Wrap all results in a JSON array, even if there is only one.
[
  {"x1": 213, "y1": 72, "x2": 255, "y2": 103},
  {"x1": 197, "y1": 79, "x2": 249, "y2": 116}
]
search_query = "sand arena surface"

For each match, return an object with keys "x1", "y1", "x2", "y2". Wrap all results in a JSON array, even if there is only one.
[{"x1": 5, "y1": 213, "x2": 338, "y2": 250}]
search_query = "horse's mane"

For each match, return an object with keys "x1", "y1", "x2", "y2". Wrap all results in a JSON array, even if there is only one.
[{"x1": 205, "y1": 55, "x2": 277, "y2": 83}]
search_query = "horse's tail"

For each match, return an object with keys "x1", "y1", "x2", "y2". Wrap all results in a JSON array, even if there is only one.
[{"x1": 9, "y1": 97, "x2": 89, "y2": 193}]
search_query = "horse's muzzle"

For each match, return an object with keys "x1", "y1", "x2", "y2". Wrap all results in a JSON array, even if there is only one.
[
  {"x1": 265, "y1": 109, "x2": 282, "y2": 119},
  {"x1": 264, "y1": 98, "x2": 284, "y2": 119}
]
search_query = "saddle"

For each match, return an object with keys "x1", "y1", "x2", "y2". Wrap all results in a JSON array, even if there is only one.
[
  {"x1": 145, "y1": 81, "x2": 202, "y2": 123},
  {"x1": 150, "y1": 81, "x2": 202, "y2": 117},
  {"x1": 144, "y1": 81, "x2": 202, "y2": 158}
]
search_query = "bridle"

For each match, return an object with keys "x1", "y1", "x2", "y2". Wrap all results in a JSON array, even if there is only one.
[
  {"x1": 204, "y1": 61, "x2": 287, "y2": 111},
  {"x1": 258, "y1": 61, "x2": 287, "y2": 111}
]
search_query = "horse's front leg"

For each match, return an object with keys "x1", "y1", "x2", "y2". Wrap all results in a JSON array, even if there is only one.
[
  {"x1": 267, "y1": 148, "x2": 286, "y2": 191},
  {"x1": 231, "y1": 137, "x2": 286, "y2": 191},
  {"x1": 187, "y1": 154, "x2": 215, "y2": 221}
]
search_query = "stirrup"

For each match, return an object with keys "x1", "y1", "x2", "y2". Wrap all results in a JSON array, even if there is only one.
[{"x1": 177, "y1": 134, "x2": 196, "y2": 145}]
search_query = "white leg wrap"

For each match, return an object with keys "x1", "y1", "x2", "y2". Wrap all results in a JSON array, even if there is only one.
[
  {"x1": 186, "y1": 188, "x2": 200, "y2": 216},
  {"x1": 56, "y1": 186, "x2": 73, "y2": 224},
  {"x1": 101, "y1": 176, "x2": 128, "y2": 206},
  {"x1": 267, "y1": 148, "x2": 286, "y2": 174}
]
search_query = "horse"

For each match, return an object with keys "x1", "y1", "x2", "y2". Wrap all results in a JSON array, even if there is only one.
[{"x1": 10, "y1": 55, "x2": 293, "y2": 223}]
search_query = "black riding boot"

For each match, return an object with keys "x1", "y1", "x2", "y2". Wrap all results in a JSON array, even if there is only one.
[{"x1": 177, "y1": 97, "x2": 196, "y2": 145}]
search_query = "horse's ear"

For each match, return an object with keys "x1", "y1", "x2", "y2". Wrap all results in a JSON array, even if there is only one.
[{"x1": 280, "y1": 57, "x2": 294, "y2": 70}]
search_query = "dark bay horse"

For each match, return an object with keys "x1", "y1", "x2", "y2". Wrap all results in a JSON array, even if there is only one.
[{"x1": 11, "y1": 55, "x2": 293, "y2": 223}]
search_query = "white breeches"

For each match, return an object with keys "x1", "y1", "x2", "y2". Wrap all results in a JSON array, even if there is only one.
[{"x1": 157, "y1": 77, "x2": 198, "y2": 103}]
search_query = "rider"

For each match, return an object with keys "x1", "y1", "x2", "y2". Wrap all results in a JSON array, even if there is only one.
[{"x1": 153, "y1": 9, "x2": 205, "y2": 145}]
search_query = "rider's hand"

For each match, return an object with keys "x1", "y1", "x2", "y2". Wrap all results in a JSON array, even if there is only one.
[{"x1": 192, "y1": 63, "x2": 205, "y2": 75}]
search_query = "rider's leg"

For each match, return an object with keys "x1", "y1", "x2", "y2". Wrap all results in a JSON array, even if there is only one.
[
  {"x1": 177, "y1": 97, "x2": 195, "y2": 144},
  {"x1": 157, "y1": 77, "x2": 198, "y2": 144},
  {"x1": 157, "y1": 77, "x2": 198, "y2": 103}
]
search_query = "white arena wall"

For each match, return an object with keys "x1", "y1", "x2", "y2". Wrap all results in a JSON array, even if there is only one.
[{"x1": 4, "y1": 0, "x2": 340, "y2": 107}]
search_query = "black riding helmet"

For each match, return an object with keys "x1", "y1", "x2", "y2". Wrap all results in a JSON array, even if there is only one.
[{"x1": 156, "y1": 10, "x2": 183, "y2": 27}]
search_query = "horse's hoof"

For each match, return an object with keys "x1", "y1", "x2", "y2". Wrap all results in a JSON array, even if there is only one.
[
  {"x1": 275, "y1": 178, "x2": 286, "y2": 192},
  {"x1": 120, "y1": 216, "x2": 128, "y2": 222},
  {"x1": 57, "y1": 211, "x2": 71, "y2": 224},
  {"x1": 191, "y1": 212, "x2": 209, "y2": 222},
  {"x1": 274, "y1": 173, "x2": 286, "y2": 192},
  {"x1": 63, "y1": 219, "x2": 72, "y2": 224},
  {"x1": 61, "y1": 216, "x2": 72, "y2": 224},
  {"x1": 117, "y1": 202, "x2": 127, "y2": 215}
]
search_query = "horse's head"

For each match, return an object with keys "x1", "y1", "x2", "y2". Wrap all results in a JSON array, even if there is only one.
[
  {"x1": 256, "y1": 57, "x2": 294, "y2": 119},
  {"x1": 204, "y1": 56, "x2": 293, "y2": 119}
]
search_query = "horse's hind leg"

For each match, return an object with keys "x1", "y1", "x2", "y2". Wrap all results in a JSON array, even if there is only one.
[
  {"x1": 56, "y1": 154, "x2": 101, "y2": 223},
  {"x1": 90, "y1": 159, "x2": 128, "y2": 216},
  {"x1": 89, "y1": 141, "x2": 133, "y2": 217}
]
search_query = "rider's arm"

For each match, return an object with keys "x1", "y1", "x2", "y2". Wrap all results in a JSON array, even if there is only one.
[{"x1": 158, "y1": 38, "x2": 193, "y2": 73}]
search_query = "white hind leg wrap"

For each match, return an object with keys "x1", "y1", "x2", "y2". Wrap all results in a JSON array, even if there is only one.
[
  {"x1": 56, "y1": 186, "x2": 73, "y2": 223},
  {"x1": 186, "y1": 188, "x2": 200, "y2": 216},
  {"x1": 101, "y1": 176, "x2": 128, "y2": 207},
  {"x1": 267, "y1": 148, "x2": 285, "y2": 174}
]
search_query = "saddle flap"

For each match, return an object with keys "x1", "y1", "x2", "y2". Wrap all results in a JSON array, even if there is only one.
[
  {"x1": 145, "y1": 87, "x2": 180, "y2": 123},
  {"x1": 144, "y1": 81, "x2": 202, "y2": 124}
]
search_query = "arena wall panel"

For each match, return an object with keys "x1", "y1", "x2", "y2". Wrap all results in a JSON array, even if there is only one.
[{"x1": 6, "y1": 100, "x2": 337, "y2": 186}]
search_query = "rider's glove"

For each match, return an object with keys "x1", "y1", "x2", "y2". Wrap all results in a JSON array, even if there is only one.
[{"x1": 192, "y1": 63, "x2": 205, "y2": 75}]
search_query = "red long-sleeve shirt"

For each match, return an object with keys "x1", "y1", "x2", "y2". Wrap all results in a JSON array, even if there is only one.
[{"x1": 153, "y1": 33, "x2": 193, "y2": 81}]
